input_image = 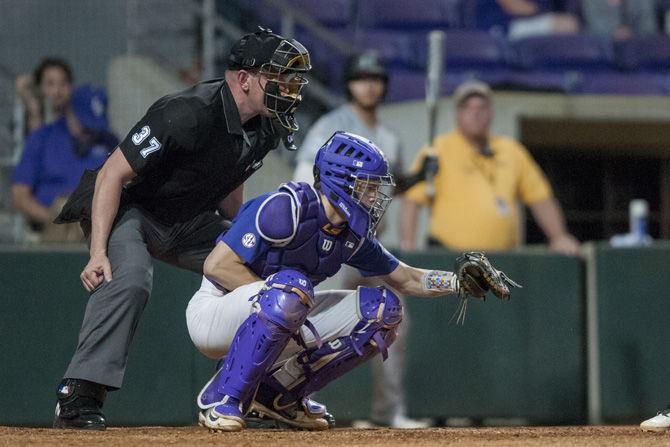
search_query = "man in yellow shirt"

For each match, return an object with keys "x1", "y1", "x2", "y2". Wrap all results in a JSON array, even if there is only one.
[{"x1": 401, "y1": 80, "x2": 579, "y2": 255}]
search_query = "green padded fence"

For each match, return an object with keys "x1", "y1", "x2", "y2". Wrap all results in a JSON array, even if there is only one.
[
  {"x1": 594, "y1": 243, "x2": 670, "y2": 423},
  {"x1": 0, "y1": 249, "x2": 209, "y2": 426},
  {"x1": 0, "y1": 248, "x2": 585, "y2": 426}
]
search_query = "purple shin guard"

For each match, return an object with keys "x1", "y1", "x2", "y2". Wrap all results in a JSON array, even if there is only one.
[
  {"x1": 199, "y1": 271, "x2": 314, "y2": 414},
  {"x1": 256, "y1": 287, "x2": 403, "y2": 411}
]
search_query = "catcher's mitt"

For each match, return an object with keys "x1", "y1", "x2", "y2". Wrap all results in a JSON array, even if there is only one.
[
  {"x1": 454, "y1": 252, "x2": 522, "y2": 301},
  {"x1": 450, "y1": 252, "x2": 521, "y2": 325}
]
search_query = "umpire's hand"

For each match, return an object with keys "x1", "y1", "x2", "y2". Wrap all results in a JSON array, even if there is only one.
[{"x1": 80, "y1": 252, "x2": 113, "y2": 292}]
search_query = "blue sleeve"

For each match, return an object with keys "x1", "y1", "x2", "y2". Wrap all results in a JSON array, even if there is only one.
[
  {"x1": 347, "y1": 238, "x2": 400, "y2": 277},
  {"x1": 11, "y1": 129, "x2": 44, "y2": 187},
  {"x1": 218, "y1": 195, "x2": 272, "y2": 263}
]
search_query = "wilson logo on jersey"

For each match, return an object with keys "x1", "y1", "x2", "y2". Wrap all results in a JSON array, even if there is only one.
[
  {"x1": 321, "y1": 239, "x2": 333, "y2": 252},
  {"x1": 242, "y1": 233, "x2": 256, "y2": 248}
]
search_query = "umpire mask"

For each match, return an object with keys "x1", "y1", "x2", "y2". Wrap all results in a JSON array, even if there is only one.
[{"x1": 259, "y1": 39, "x2": 311, "y2": 131}]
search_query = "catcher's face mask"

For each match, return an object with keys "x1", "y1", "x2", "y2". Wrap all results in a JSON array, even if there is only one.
[
  {"x1": 351, "y1": 174, "x2": 395, "y2": 238},
  {"x1": 259, "y1": 39, "x2": 311, "y2": 131}
]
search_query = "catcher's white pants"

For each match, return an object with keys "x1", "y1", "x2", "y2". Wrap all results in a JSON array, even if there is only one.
[{"x1": 185, "y1": 276, "x2": 360, "y2": 361}]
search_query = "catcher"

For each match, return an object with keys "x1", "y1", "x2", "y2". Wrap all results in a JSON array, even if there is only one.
[{"x1": 185, "y1": 131, "x2": 521, "y2": 432}]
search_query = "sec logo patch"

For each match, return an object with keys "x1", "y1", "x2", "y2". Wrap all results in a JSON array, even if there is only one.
[{"x1": 242, "y1": 233, "x2": 256, "y2": 248}]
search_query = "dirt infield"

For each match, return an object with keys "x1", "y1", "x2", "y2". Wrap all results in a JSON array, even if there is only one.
[{"x1": 2, "y1": 425, "x2": 669, "y2": 447}]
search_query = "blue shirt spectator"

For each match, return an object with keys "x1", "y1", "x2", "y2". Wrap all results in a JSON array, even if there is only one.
[
  {"x1": 11, "y1": 85, "x2": 117, "y2": 230},
  {"x1": 477, "y1": 0, "x2": 579, "y2": 39}
]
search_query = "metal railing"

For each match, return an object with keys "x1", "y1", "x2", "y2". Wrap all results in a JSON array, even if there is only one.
[
  {"x1": 0, "y1": 64, "x2": 18, "y2": 166},
  {"x1": 0, "y1": 63, "x2": 26, "y2": 243},
  {"x1": 199, "y1": 0, "x2": 345, "y2": 110},
  {"x1": 261, "y1": 0, "x2": 353, "y2": 54},
  {"x1": 126, "y1": 0, "x2": 200, "y2": 76},
  {"x1": 125, "y1": 0, "x2": 347, "y2": 110}
]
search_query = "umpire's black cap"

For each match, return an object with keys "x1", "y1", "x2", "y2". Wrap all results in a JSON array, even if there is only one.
[{"x1": 228, "y1": 28, "x2": 285, "y2": 70}]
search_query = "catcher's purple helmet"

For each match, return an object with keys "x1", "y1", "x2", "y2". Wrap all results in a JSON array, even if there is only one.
[{"x1": 314, "y1": 131, "x2": 394, "y2": 239}]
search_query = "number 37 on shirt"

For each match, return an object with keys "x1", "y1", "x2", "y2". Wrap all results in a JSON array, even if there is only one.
[{"x1": 132, "y1": 125, "x2": 162, "y2": 158}]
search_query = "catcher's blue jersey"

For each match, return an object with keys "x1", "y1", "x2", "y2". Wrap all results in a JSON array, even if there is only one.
[{"x1": 218, "y1": 181, "x2": 398, "y2": 285}]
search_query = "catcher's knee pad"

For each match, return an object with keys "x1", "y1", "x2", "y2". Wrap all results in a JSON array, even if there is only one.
[
  {"x1": 257, "y1": 270, "x2": 315, "y2": 332},
  {"x1": 200, "y1": 270, "x2": 314, "y2": 408},
  {"x1": 256, "y1": 286, "x2": 402, "y2": 410},
  {"x1": 354, "y1": 286, "x2": 403, "y2": 359}
]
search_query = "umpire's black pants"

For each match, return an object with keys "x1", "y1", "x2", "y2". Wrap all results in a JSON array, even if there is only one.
[{"x1": 63, "y1": 207, "x2": 228, "y2": 389}]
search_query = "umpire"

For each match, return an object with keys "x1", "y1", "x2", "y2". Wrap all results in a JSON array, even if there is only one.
[{"x1": 52, "y1": 28, "x2": 311, "y2": 430}]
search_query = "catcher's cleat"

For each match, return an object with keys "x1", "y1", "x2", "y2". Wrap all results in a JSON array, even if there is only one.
[
  {"x1": 640, "y1": 407, "x2": 670, "y2": 431},
  {"x1": 198, "y1": 405, "x2": 245, "y2": 432},
  {"x1": 244, "y1": 410, "x2": 283, "y2": 429},
  {"x1": 250, "y1": 383, "x2": 329, "y2": 431},
  {"x1": 53, "y1": 379, "x2": 107, "y2": 430},
  {"x1": 245, "y1": 408, "x2": 336, "y2": 430},
  {"x1": 323, "y1": 411, "x2": 336, "y2": 428}
]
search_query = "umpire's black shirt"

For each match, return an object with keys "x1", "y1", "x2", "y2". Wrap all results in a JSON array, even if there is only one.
[{"x1": 58, "y1": 79, "x2": 281, "y2": 225}]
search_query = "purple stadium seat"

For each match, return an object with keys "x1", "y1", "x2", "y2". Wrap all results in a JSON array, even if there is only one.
[
  {"x1": 442, "y1": 71, "x2": 514, "y2": 94},
  {"x1": 444, "y1": 0, "x2": 466, "y2": 29},
  {"x1": 561, "y1": 0, "x2": 582, "y2": 16},
  {"x1": 415, "y1": 30, "x2": 509, "y2": 71},
  {"x1": 297, "y1": 28, "x2": 419, "y2": 87},
  {"x1": 615, "y1": 36, "x2": 670, "y2": 71},
  {"x1": 293, "y1": 30, "x2": 351, "y2": 86},
  {"x1": 511, "y1": 34, "x2": 613, "y2": 71},
  {"x1": 358, "y1": 0, "x2": 455, "y2": 30},
  {"x1": 385, "y1": 69, "x2": 515, "y2": 103},
  {"x1": 287, "y1": 0, "x2": 353, "y2": 28},
  {"x1": 254, "y1": 0, "x2": 353, "y2": 31},
  {"x1": 353, "y1": 30, "x2": 417, "y2": 69},
  {"x1": 495, "y1": 71, "x2": 572, "y2": 92},
  {"x1": 575, "y1": 73, "x2": 669, "y2": 95},
  {"x1": 461, "y1": 0, "x2": 478, "y2": 29},
  {"x1": 385, "y1": 69, "x2": 426, "y2": 102},
  {"x1": 387, "y1": 70, "x2": 484, "y2": 103}
]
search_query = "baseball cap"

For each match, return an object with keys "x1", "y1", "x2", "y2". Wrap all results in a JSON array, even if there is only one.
[
  {"x1": 453, "y1": 80, "x2": 492, "y2": 107},
  {"x1": 228, "y1": 28, "x2": 285, "y2": 70},
  {"x1": 345, "y1": 51, "x2": 388, "y2": 82},
  {"x1": 71, "y1": 85, "x2": 109, "y2": 131}
]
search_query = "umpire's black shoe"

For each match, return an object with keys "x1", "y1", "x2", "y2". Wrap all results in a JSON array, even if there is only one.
[{"x1": 53, "y1": 378, "x2": 107, "y2": 430}]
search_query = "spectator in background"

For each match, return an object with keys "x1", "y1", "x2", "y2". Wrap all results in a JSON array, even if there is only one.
[
  {"x1": 294, "y1": 52, "x2": 402, "y2": 185},
  {"x1": 401, "y1": 80, "x2": 579, "y2": 256},
  {"x1": 477, "y1": 0, "x2": 580, "y2": 40},
  {"x1": 15, "y1": 58, "x2": 74, "y2": 135},
  {"x1": 293, "y1": 52, "x2": 430, "y2": 429},
  {"x1": 581, "y1": 0, "x2": 659, "y2": 40},
  {"x1": 11, "y1": 85, "x2": 118, "y2": 242}
]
